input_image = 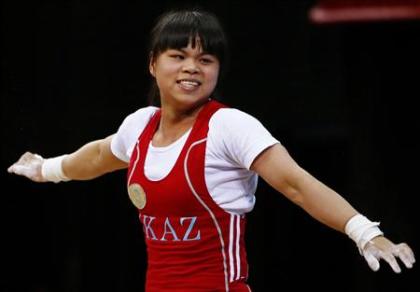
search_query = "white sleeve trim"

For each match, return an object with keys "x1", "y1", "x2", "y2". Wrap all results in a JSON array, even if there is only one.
[
  {"x1": 243, "y1": 139, "x2": 280, "y2": 170},
  {"x1": 111, "y1": 137, "x2": 129, "y2": 163}
]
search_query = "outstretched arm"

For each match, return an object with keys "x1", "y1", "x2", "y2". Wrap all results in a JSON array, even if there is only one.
[
  {"x1": 7, "y1": 134, "x2": 127, "y2": 182},
  {"x1": 251, "y1": 143, "x2": 415, "y2": 273}
]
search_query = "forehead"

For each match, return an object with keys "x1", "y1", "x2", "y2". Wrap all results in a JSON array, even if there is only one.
[
  {"x1": 156, "y1": 31, "x2": 215, "y2": 52},
  {"x1": 165, "y1": 38, "x2": 218, "y2": 57},
  {"x1": 168, "y1": 35, "x2": 204, "y2": 50},
  {"x1": 170, "y1": 39, "x2": 203, "y2": 51}
]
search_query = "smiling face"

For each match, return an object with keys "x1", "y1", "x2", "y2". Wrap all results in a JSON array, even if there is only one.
[
  {"x1": 149, "y1": 41, "x2": 220, "y2": 111},
  {"x1": 146, "y1": 10, "x2": 229, "y2": 108}
]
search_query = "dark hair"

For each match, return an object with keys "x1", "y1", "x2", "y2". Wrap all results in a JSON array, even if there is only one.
[{"x1": 147, "y1": 9, "x2": 229, "y2": 106}]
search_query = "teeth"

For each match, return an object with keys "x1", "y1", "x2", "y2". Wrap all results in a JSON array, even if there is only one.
[
  {"x1": 178, "y1": 80, "x2": 200, "y2": 90},
  {"x1": 180, "y1": 80, "x2": 199, "y2": 86}
]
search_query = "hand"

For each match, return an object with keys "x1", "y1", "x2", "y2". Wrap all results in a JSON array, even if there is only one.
[
  {"x1": 7, "y1": 151, "x2": 46, "y2": 182},
  {"x1": 362, "y1": 236, "x2": 415, "y2": 273}
]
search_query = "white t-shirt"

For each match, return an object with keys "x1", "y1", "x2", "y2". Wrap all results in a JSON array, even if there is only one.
[{"x1": 111, "y1": 106, "x2": 280, "y2": 215}]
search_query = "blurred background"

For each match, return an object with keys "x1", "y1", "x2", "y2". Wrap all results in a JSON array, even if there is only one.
[{"x1": 2, "y1": 0, "x2": 419, "y2": 291}]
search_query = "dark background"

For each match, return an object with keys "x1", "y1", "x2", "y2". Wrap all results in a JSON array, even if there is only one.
[{"x1": 2, "y1": 1, "x2": 419, "y2": 291}]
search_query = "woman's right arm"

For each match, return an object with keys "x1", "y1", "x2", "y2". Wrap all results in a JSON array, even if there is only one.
[{"x1": 7, "y1": 134, "x2": 128, "y2": 182}]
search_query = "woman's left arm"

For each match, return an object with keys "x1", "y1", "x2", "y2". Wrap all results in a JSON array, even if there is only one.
[
  {"x1": 251, "y1": 143, "x2": 357, "y2": 231},
  {"x1": 251, "y1": 143, "x2": 415, "y2": 272}
]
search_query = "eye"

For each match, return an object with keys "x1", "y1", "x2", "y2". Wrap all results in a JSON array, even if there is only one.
[
  {"x1": 200, "y1": 55, "x2": 217, "y2": 65},
  {"x1": 199, "y1": 57, "x2": 214, "y2": 64},
  {"x1": 170, "y1": 54, "x2": 184, "y2": 60}
]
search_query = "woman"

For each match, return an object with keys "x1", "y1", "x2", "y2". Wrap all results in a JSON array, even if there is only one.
[{"x1": 7, "y1": 9, "x2": 415, "y2": 292}]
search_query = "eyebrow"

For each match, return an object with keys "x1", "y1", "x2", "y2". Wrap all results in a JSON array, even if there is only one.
[{"x1": 170, "y1": 48, "x2": 214, "y2": 57}]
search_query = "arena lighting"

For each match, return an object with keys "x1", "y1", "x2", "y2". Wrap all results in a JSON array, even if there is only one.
[{"x1": 309, "y1": 0, "x2": 420, "y2": 23}]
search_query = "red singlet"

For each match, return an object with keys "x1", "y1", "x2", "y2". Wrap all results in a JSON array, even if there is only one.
[{"x1": 127, "y1": 100, "x2": 250, "y2": 292}]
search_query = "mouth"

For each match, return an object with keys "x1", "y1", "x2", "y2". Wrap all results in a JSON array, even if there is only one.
[{"x1": 176, "y1": 79, "x2": 202, "y2": 91}]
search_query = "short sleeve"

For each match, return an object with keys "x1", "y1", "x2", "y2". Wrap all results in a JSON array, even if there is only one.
[
  {"x1": 111, "y1": 106, "x2": 158, "y2": 162},
  {"x1": 208, "y1": 108, "x2": 280, "y2": 170}
]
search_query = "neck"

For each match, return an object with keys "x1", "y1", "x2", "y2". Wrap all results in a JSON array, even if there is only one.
[{"x1": 154, "y1": 99, "x2": 208, "y2": 145}]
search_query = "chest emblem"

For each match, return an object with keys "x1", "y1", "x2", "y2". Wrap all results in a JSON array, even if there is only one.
[{"x1": 127, "y1": 183, "x2": 147, "y2": 210}]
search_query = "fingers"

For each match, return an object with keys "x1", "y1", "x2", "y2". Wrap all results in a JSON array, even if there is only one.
[
  {"x1": 8, "y1": 152, "x2": 32, "y2": 171},
  {"x1": 8, "y1": 164, "x2": 17, "y2": 173},
  {"x1": 8, "y1": 165, "x2": 32, "y2": 176},
  {"x1": 7, "y1": 165, "x2": 14, "y2": 173},
  {"x1": 394, "y1": 243, "x2": 416, "y2": 269},
  {"x1": 10, "y1": 164, "x2": 39, "y2": 178},
  {"x1": 363, "y1": 247, "x2": 401, "y2": 273},
  {"x1": 17, "y1": 151, "x2": 34, "y2": 164},
  {"x1": 7, "y1": 152, "x2": 44, "y2": 181},
  {"x1": 381, "y1": 251, "x2": 402, "y2": 273},
  {"x1": 7, "y1": 162, "x2": 25, "y2": 173},
  {"x1": 363, "y1": 250, "x2": 380, "y2": 272},
  {"x1": 364, "y1": 240, "x2": 416, "y2": 273}
]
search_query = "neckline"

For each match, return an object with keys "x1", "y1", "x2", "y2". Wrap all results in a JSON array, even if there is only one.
[
  {"x1": 149, "y1": 127, "x2": 192, "y2": 152},
  {"x1": 140, "y1": 101, "x2": 212, "y2": 183}
]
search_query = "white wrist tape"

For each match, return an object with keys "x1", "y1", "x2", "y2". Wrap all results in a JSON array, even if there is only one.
[
  {"x1": 41, "y1": 154, "x2": 71, "y2": 183},
  {"x1": 345, "y1": 214, "x2": 384, "y2": 254}
]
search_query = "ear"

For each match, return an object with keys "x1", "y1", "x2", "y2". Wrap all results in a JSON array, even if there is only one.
[{"x1": 149, "y1": 54, "x2": 156, "y2": 77}]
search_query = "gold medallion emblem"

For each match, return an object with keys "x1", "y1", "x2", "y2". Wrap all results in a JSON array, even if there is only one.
[{"x1": 127, "y1": 183, "x2": 147, "y2": 209}]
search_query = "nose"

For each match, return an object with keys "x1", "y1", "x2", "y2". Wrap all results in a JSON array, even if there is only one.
[{"x1": 182, "y1": 59, "x2": 200, "y2": 74}]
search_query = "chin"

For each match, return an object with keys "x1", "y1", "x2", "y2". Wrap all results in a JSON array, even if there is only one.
[{"x1": 175, "y1": 95, "x2": 209, "y2": 110}]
